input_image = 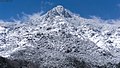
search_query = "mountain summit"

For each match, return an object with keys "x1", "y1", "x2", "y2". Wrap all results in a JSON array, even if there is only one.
[
  {"x1": 53, "y1": 5, "x2": 65, "y2": 14},
  {"x1": 45, "y1": 5, "x2": 72, "y2": 18}
]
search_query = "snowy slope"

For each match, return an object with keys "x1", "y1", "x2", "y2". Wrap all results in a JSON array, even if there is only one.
[{"x1": 0, "y1": 5, "x2": 120, "y2": 67}]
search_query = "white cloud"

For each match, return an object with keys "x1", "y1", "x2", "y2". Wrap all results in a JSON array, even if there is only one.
[{"x1": 0, "y1": 5, "x2": 120, "y2": 26}]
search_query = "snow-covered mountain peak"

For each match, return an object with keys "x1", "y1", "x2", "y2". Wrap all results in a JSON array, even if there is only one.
[
  {"x1": 54, "y1": 5, "x2": 64, "y2": 12},
  {"x1": 45, "y1": 5, "x2": 72, "y2": 19},
  {"x1": 1, "y1": 5, "x2": 120, "y2": 67}
]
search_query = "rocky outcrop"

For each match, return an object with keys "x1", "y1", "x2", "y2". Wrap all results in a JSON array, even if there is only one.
[{"x1": 0, "y1": 56, "x2": 38, "y2": 68}]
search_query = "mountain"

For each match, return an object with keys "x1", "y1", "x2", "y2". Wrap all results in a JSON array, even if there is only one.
[{"x1": 0, "y1": 5, "x2": 120, "y2": 68}]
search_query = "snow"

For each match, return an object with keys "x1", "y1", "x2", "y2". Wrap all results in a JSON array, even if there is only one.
[{"x1": 0, "y1": 5, "x2": 120, "y2": 66}]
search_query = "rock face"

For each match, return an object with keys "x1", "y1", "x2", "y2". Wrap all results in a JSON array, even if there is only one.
[
  {"x1": 1, "y1": 56, "x2": 120, "y2": 68},
  {"x1": 1, "y1": 5, "x2": 120, "y2": 68},
  {"x1": 0, "y1": 56, "x2": 93, "y2": 68},
  {"x1": 0, "y1": 56, "x2": 38, "y2": 68}
]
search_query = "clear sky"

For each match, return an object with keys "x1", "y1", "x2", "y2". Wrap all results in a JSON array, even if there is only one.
[{"x1": 0, "y1": 0, "x2": 120, "y2": 21}]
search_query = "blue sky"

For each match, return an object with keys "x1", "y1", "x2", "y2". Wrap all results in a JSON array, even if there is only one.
[{"x1": 0, "y1": 0, "x2": 120, "y2": 21}]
